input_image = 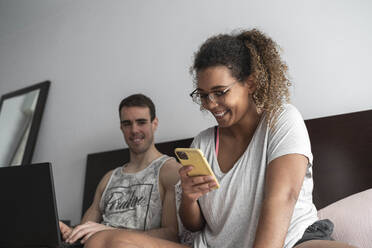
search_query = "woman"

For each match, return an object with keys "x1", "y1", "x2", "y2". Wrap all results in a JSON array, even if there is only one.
[
  {"x1": 85, "y1": 29, "x2": 356, "y2": 248},
  {"x1": 178, "y1": 29, "x2": 355, "y2": 248}
]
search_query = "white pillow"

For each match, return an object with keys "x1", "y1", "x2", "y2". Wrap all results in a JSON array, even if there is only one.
[{"x1": 317, "y1": 188, "x2": 372, "y2": 248}]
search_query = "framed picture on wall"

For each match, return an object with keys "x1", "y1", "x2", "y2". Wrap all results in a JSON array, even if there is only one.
[{"x1": 0, "y1": 81, "x2": 50, "y2": 167}]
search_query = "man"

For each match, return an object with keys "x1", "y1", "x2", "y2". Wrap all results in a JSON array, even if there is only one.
[{"x1": 60, "y1": 94, "x2": 181, "y2": 245}]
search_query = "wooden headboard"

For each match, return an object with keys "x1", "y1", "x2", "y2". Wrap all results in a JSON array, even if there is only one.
[
  {"x1": 82, "y1": 109, "x2": 372, "y2": 216},
  {"x1": 305, "y1": 109, "x2": 372, "y2": 209}
]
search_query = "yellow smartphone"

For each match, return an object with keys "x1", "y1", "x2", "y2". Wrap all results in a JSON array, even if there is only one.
[{"x1": 174, "y1": 148, "x2": 220, "y2": 189}]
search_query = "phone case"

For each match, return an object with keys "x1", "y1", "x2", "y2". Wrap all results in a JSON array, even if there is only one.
[{"x1": 174, "y1": 148, "x2": 220, "y2": 189}]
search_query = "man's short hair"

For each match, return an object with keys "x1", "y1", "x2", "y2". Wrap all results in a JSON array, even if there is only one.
[{"x1": 118, "y1": 94, "x2": 156, "y2": 121}]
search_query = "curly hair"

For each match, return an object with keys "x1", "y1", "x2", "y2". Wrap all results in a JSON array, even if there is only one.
[{"x1": 191, "y1": 28, "x2": 291, "y2": 127}]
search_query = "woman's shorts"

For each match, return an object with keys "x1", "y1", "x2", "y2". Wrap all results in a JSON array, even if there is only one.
[{"x1": 293, "y1": 219, "x2": 334, "y2": 247}]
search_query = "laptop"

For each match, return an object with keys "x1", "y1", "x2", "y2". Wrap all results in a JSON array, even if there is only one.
[{"x1": 0, "y1": 163, "x2": 82, "y2": 248}]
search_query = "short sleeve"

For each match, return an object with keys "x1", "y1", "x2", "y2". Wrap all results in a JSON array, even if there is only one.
[
  {"x1": 267, "y1": 104, "x2": 313, "y2": 166},
  {"x1": 190, "y1": 128, "x2": 212, "y2": 150},
  {"x1": 190, "y1": 137, "x2": 198, "y2": 149}
]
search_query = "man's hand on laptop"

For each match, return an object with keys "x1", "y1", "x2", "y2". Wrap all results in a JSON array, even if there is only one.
[
  {"x1": 60, "y1": 221, "x2": 114, "y2": 244},
  {"x1": 59, "y1": 221, "x2": 73, "y2": 240}
]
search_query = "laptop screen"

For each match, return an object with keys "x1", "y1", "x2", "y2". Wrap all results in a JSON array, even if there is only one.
[{"x1": 0, "y1": 163, "x2": 62, "y2": 248}]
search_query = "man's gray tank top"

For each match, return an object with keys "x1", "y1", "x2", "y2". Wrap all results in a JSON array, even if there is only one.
[{"x1": 99, "y1": 155, "x2": 171, "y2": 230}]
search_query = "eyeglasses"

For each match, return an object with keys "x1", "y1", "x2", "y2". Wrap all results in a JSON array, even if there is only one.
[{"x1": 189, "y1": 81, "x2": 238, "y2": 106}]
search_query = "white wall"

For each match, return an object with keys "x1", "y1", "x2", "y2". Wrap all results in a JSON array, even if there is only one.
[{"x1": 0, "y1": 0, "x2": 371, "y2": 224}]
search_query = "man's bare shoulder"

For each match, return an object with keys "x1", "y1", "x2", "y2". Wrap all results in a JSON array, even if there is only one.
[
  {"x1": 102, "y1": 169, "x2": 115, "y2": 181},
  {"x1": 97, "y1": 169, "x2": 115, "y2": 191},
  {"x1": 159, "y1": 157, "x2": 182, "y2": 188},
  {"x1": 161, "y1": 157, "x2": 182, "y2": 174}
]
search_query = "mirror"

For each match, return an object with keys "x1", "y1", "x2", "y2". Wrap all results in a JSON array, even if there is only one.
[{"x1": 0, "y1": 81, "x2": 50, "y2": 167}]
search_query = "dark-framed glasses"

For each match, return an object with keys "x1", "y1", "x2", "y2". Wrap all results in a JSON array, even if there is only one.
[{"x1": 189, "y1": 81, "x2": 238, "y2": 106}]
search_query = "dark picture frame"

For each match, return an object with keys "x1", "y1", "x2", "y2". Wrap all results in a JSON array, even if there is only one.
[{"x1": 0, "y1": 81, "x2": 50, "y2": 166}]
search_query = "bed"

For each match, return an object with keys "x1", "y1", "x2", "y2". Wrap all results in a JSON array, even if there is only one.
[{"x1": 83, "y1": 109, "x2": 372, "y2": 247}]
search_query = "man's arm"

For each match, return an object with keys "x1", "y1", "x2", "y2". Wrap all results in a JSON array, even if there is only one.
[
  {"x1": 62, "y1": 170, "x2": 114, "y2": 244},
  {"x1": 145, "y1": 159, "x2": 182, "y2": 242},
  {"x1": 80, "y1": 169, "x2": 110, "y2": 224}
]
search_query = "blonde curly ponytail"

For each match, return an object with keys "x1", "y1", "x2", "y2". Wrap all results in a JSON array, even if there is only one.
[{"x1": 237, "y1": 29, "x2": 291, "y2": 126}]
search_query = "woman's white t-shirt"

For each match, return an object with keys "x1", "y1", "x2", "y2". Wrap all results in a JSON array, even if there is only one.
[{"x1": 192, "y1": 104, "x2": 318, "y2": 248}]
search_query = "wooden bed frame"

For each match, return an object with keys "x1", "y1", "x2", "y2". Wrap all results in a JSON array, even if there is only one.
[{"x1": 82, "y1": 109, "x2": 372, "y2": 216}]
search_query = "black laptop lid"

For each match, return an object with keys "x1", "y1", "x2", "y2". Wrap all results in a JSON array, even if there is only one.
[{"x1": 0, "y1": 163, "x2": 61, "y2": 248}]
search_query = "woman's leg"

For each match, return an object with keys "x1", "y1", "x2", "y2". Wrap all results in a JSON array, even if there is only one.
[
  {"x1": 84, "y1": 229, "x2": 190, "y2": 248},
  {"x1": 294, "y1": 240, "x2": 358, "y2": 248}
]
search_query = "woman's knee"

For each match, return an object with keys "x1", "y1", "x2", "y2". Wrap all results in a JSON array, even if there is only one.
[
  {"x1": 84, "y1": 230, "x2": 115, "y2": 248},
  {"x1": 85, "y1": 230, "x2": 143, "y2": 248}
]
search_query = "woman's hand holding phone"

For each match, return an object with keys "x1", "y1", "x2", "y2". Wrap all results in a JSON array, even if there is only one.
[
  {"x1": 175, "y1": 148, "x2": 219, "y2": 202},
  {"x1": 179, "y1": 166, "x2": 215, "y2": 231},
  {"x1": 179, "y1": 166, "x2": 218, "y2": 202}
]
